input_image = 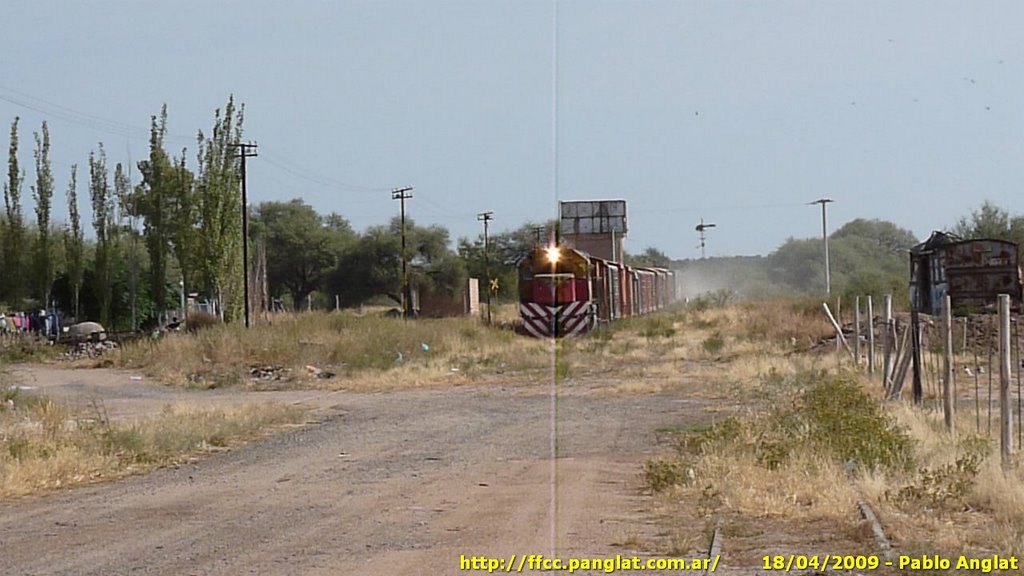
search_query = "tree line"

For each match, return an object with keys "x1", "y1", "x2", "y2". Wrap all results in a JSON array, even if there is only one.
[
  {"x1": 0, "y1": 98, "x2": 245, "y2": 329},
  {"x1": 670, "y1": 203, "x2": 1024, "y2": 306},
  {"x1": 250, "y1": 199, "x2": 556, "y2": 311},
  {"x1": 3, "y1": 98, "x2": 1021, "y2": 325}
]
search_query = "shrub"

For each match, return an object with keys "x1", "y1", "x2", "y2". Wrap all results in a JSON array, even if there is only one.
[
  {"x1": 702, "y1": 333, "x2": 726, "y2": 356},
  {"x1": 186, "y1": 311, "x2": 221, "y2": 332},
  {"x1": 760, "y1": 376, "x2": 914, "y2": 472},
  {"x1": 643, "y1": 458, "x2": 688, "y2": 492}
]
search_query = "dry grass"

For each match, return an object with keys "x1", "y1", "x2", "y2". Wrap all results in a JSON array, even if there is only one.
[
  {"x1": 110, "y1": 310, "x2": 551, "y2": 390},
  {"x1": 627, "y1": 297, "x2": 1024, "y2": 562},
  {"x1": 13, "y1": 295, "x2": 1024, "y2": 557},
  {"x1": 0, "y1": 383, "x2": 303, "y2": 498}
]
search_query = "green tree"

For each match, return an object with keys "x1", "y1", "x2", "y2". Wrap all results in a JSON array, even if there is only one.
[
  {"x1": 3, "y1": 117, "x2": 25, "y2": 305},
  {"x1": 768, "y1": 218, "x2": 916, "y2": 304},
  {"x1": 458, "y1": 220, "x2": 555, "y2": 301},
  {"x1": 89, "y1": 144, "x2": 116, "y2": 325},
  {"x1": 952, "y1": 201, "x2": 1024, "y2": 247},
  {"x1": 768, "y1": 237, "x2": 825, "y2": 292},
  {"x1": 330, "y1": 217, "x2": 464, "y2": 308},
  {"x1": 169, "y1": 152, "x2": 197, "y2": 296},
  {"x1": 195, "y1": 96, "x2": 244, "y2": 318},
  {"x1": 32, "y1": 121, "x2": 54, "y2": 305},
  {"x1": 134, "y1": 107, "x2": 176, "y2": 317},
  {"x1": 64, "y1": 164, "x2": 85, "y2": 318},
  {"x1": 627, "y1": 246, "x2": 672, "y2": 267},
  {"x1": 251, "y1": 199, "x2": 355, "y2": 306},
  {"x1": 832, "y1": 218, "x2": 918, "y2": 252}
]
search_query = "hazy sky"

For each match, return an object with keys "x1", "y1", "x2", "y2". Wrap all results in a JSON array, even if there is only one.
[{"x1": 1, "y1": 1, "x2": 1021, "y2": 258}]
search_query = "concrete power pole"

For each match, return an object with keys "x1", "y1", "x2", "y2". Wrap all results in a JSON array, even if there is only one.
[
  {"x1": 392, "y1": 187, "x2": 414, "y2": 318},
  {"x1": 810, "y1": 198, "x2": 834, "y2": 295},
  {"x1": 478, "y1": 211, "x2": 494, "y2": 325},
  {"x1": 232, "y1": 142, "x2": 258, "y2": 328}
]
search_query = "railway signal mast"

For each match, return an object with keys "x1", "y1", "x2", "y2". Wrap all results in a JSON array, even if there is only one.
[{"x1": 695, "y1": 218, "x2": 716, "y2": 259}]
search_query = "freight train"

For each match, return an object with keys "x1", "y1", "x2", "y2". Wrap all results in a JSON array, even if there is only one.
[{"x1": 518, "y1": 244, "x2": 676, "y2": 337}]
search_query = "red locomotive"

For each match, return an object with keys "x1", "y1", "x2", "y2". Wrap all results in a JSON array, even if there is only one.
[{"x1": 518, "y1": 244, "x2": 675, "y2": 337}]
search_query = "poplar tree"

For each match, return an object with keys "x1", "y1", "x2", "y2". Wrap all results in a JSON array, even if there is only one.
[
  {"x1": 65, "y1": 165, "x2": 84, "y2": 319},
  {"x1": 4, "y1": 117, "x2": 25, "y2": 305},
  {"x1": 32, "y1": 121, "x2": 54, "y2": 305},
  {"x1": 136, "y1": 107, "x2": 172, "y2": 316},
  {"x1": 195, "y1": 96, "x2": 244, "y2": 319},
  {"x1": 89, "y1": 145, "x2": 115, "y2": 325},
  {"x1": 169, "y1": 151, "x2": 197, "y2": 298}
]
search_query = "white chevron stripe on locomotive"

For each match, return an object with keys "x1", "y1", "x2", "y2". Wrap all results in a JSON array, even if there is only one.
[
  {"x1": 519, "y1": 301, "x2": 594, "y2": 337},
  {"x1": 519, "y1": 302, "x2": 554, "y2": 338},
  {"x1": 558, "y1": 301, "x2": 593, "y2": 336}
]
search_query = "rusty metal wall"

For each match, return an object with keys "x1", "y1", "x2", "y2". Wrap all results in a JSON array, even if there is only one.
[{"x1": 559, "y1": 200, "x2": 628, "y2": 235}]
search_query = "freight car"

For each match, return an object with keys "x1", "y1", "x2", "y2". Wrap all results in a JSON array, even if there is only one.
[
  {"x1": 910, "y1": 231, "x2": 1023, "y2": 315},
  {"x1": 518, "y1": 244, "x2": 676, "y2": 337}
]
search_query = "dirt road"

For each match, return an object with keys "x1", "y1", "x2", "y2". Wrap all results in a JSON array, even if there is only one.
[{"x1": 0, "y1": 366, "x2": 710, "y2": 575}]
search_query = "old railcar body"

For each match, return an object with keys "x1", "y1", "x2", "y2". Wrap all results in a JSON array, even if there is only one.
[{"x1": 910, "y1": 231, "x2": 1023, "y2": 315}]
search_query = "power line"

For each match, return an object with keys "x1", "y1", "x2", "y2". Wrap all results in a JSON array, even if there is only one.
[{"x1": 259, "y1": 147, "x2": 389, "y2": 194}]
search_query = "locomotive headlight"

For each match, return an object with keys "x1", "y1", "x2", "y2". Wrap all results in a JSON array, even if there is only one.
[{"x1": 545, "y1": 246, "x2": 561, "y2": 263}]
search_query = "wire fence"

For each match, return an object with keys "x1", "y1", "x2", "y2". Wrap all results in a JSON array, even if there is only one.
[{"x1": 836, "y1": 294, "x2": 1021, "y2": 466}]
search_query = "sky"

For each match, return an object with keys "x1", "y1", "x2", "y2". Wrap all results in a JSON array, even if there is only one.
[{"x1": 1, "y1": 1, "x2": 1022, "y2": 259}]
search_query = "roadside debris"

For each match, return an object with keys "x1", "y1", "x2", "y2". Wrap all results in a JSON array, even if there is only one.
[
  {"x1": 62, "y1": 340, "x2": 119, "y2": 360},
  {"x1": 304, "y1": 365, "x2": 336, "y2": 380},
  {"x1": 251, "y1": 365, "x2": 291, "y2": 381}
]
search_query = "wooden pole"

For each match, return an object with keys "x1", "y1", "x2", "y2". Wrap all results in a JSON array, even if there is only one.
[
  {"x1": 911, "y1": 308, "x2": 923, "y2": 405},
  {"x1": 883, "y1": 294, "x2": 894, "y2": 388},
  {"x1": 999, "y1": 294, "x2": 1013, "y2": 468},
  {"x1": 836, "y1": 295, "x2": 842, "y2": 353},
  {"x1": 823, "y1": 302, "x2": 855, "y2": 360},
  {"x1": 867, "y1": 295, "x2": 875, "y2": 375},
  {"x1": 943, "y1": 294, "x2": 954, "y2": 433},
  {"x1": 854, "y1": 296, "x2": 862, "y2": 367}
]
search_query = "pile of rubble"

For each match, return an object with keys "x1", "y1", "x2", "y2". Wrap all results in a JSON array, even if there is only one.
[
  {"x1": 250, "y1": 365, "x2": 292, "y2": 382},
  {"x1": 63, "y1": 340, "x2": 119, "y2": 360}
]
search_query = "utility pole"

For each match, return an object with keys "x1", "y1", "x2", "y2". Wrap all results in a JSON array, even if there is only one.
[
  {"x1": 532, "y1": 226, "x2": 546, "y2": 247},
  {"x1": 392, "y1": 186, "x2": 414, "y2": 318},
  {"x1": 810, "y1": 198, "x2": 834, "y2": 295},
  {"x1": 695, "y1": 218, "x2": 716, "y2": 259},
  {"x1": 231, "y1": 142, "x2": 258, "y2": 327},
  {"x1": 478, "y1": 211, "x2": 494, "y2": 325}
]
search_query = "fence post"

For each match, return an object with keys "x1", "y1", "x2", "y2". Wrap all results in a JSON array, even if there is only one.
[
  {"x1": 943, "y1": 294, "x2": 954, "y2": 433},
  {"x1": 823, "y1": 302, "x2": 854, "y2": 360},
  {"x1": 883, "y1": 294, "x2": 894, "y2": 388},
  {"x1": 999, "y1": 294, "x2": 1013, "y2": 469},
  {"x1": 911, "y1": 307, "x2": 923, "y2": 405},
  {"x1": 836, "y1": 296, "x2": 842, "y2": 353},
  {"x1": 854, "y1": 296, "x2": 862, "y2": 368},
  {"x1": 867, "y1": 295, "x2": 875, "y2": 375}
]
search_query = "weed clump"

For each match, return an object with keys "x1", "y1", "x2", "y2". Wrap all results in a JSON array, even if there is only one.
[
  {"x1": 701, "y1": 333, "x2": 725, "y2": 356},
  {"x1": 886, "y1": 436, "x2": 990, "y2": 512},
  {"x1": 643, "y1": 459, "x2": 689, "y2": 492},
  {"x1": 647, "y1": 373, "x2": 914, "y2": 494},
  {"x1": 758, "y1": 376, "x2": 914, "y2": 472},
  {"x1": 641, "y1": 317, "x2": 676, "y2": 340}
]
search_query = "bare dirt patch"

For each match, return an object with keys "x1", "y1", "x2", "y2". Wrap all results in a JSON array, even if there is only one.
[{"x1": 0, "y1": 363, "x2": 717, "y2": 575}]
